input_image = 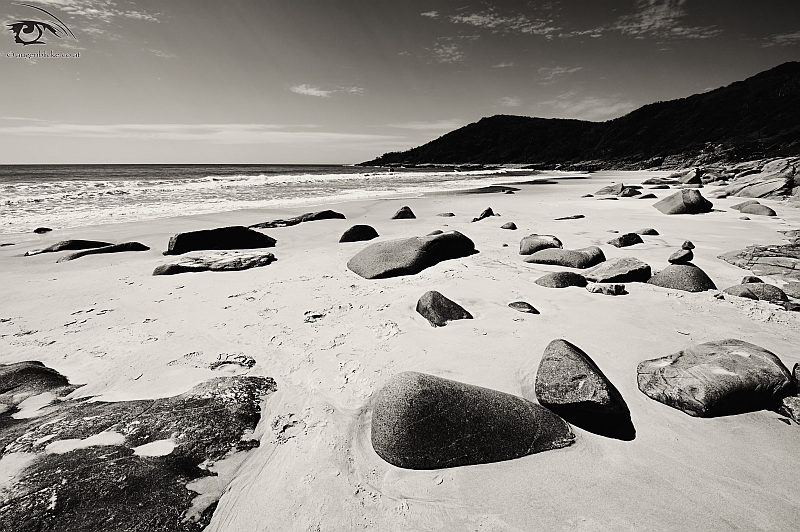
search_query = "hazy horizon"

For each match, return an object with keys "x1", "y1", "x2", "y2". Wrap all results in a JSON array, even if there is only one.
[{"x1": 2, "y1": 0, "x2": 799, "y2": 164}]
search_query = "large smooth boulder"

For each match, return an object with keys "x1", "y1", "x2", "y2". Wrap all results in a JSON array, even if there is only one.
[
  {"x1": 371, "y1": 372, "x2": 575, "y2": 469},
  {"x1": 416, "y1": 291, "x2": 472, "y2": 327},
  {"x1": 57, "y1": 242, "x2": 150, "y2": 262},
  {"x1": 391, "y1": 206, "x2": 416, "y2": 219},
  {"x1": 718, "y1": 243, "x2": 800, "y2": 281},
  {"x1": 534, "y1": 272, "x2": 587, "y2": 288},
  {"x1": 741, "y1": 204, "x2": 777, "y2": 217},
  {"x1": 532, "y1": 340, "x2": 633, "y2": 439},
  {"x1": 24, "y1": 240, "x2": 113, "y2": 256},
  {"x1": 347, "y1": 230, "x2": 476, "y2": 279},
  {"x1": 584, "y1": 257, "x2": 651, "y2": 283},
  {"x1": 653, "y1": 190, "x2": 713, "y2": 215},
  {"x1": 519, "y1": 234, "x2": 562, "y2": 255},
  {"x1": 647, "y1": 263, "x2": 716, "y2": 292},
  {"x1": 730, "y1": 200, "x2": 760, "y2": 211},
  {"x1": 607, "y1": 233, "x2": 643, "y2": 248},
  {"x1": 164, "y1": 226, "x2": 275, "y2": 255},
  {"x1": 339, "y1": 225, "x2": 379, "y2": 243},
  {"x1": 153, "y1": 250, "x2": 277, "y2": 275},
  {"x1": 722, "y1": 283, "x2": 789, "y2": 304},
  {"x1": 637, "y1": 339, "x2": 795, "y2": 417},
  {"x1": 249, "y1": 210, "x2": 345, "y2": 229},
  {"x1": 524, "y1": 246, "x2": 605, "y2": 269}
]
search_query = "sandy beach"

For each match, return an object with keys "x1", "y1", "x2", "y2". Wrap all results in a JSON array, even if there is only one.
[{"x1": 2, "y1": 171, "x2": 800, "y2": 531}]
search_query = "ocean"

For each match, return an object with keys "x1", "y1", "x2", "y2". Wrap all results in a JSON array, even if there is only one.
[{"x1": 0, "y1": 164, "x2": 551, "y2": 235}]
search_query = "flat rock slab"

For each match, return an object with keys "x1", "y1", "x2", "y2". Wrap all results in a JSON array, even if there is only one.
[
  {"x1": 554, "y1": 215, "x2": 585, "y2": 220},
  {"x1": 508, "y1": 301, "x2": 539, "y2": 314},
  {"x1": 249, "y1": 209, "x2": 345, "y2": 229},
  {"x1": 371, "y1": 372, "x2": 574, "y2": 469},
  {"x1": 718, "y1": 243, "x2": 800, "y2": 281},
  {"x1": 723, "y1": 283, "x2": 789, "y2": 304},
  {"x1": 519, "y1": 233, "x2": 563, "y2": 255},
  {"x1": 740, "y1": 204, "x2": 778, "y2": 217},
  {"x1": 519, "y1": 234, "x2": 563, "y2": 255},
  {"x1": 416, "y1": 291, "x2": 473, "y2": 327},
  {"x1": 647, "y1": 263, "x2": 716, "y2": 292},
  {"x1": 587, "y1": 283, "x2": 627, "y2": 295},
  {"x1": 584, "y1": 257, "x2": 651, "y2": 283},
  {"x1": 534, "y1": 272, "x2": 587, "y2": 288},
  {"x1": 339, "y1": 224, "x2": 379, "y2": 243},
  {"x1": 24, "y1": 240, "x2": 113, "y2": 256},
  {"x1": 57, "y1": 242, "x2": 150, "y2": 262},
  {"x1": 0, "y1": 367, "x2": 276, "y2": 532},
  {"x1": 637, "y1": 339, "x2": 795, "y2": 417},
  {"x1": 607, "y1": 233, "x2": 644, "y2": 248},
  {"x1": 165, "y1": 226, "x2": 276, "y2": 255},
  {"x1": 524, "y1": 246, "x2": 605, "y2": 269},
  {"x1": 347, "y1": 230, "x2": 476, "y2": 279},
  {"x1": 653, "y1": 190, "x2": 713, "y2": 215},
  {"x1": 153, "y1": 250, "x2": 277, "y2": 275}
]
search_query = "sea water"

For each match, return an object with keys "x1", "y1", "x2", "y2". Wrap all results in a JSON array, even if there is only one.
[{"x1": 0, "y1": 164, "x2": 552, "y2": 235}]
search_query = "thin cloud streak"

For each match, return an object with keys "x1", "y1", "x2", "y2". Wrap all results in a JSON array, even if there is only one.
[
  {"x1": 289, "y1": 85, "x2": 364, "y2": 97},
  {"x1": 536, "y1": 92, "x2": 637, "y2": 121},
  {"x1": 763, "y1": 31, "x2": 800, "y2": 47}
]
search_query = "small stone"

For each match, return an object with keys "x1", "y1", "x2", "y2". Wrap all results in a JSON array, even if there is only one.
[
  {"x1": 33, "y1": 227, "x2": 52, "y2": 234},
  {"x1": 636, "y1": 228, "x2": 659, "y2": 236},
  {"x1": 501, "y1": 222, "x2": 517, "y2": 230},
  {"x1": 554, "y1": 215, "x2": 585, "y2": 220},
  {"x1": 508, "y1": 301, "x2": 539, "y2": 314},
  {"x1": 471, "y1": 207, "x2": 496, "y2": 222},
  {"x1": 437, "y1": 213, "x2": 456, "y2": 217},
  {"x1": 534, "y1": 272, "x2": 588, "y2": 288},
  {"x1": 668, "y1": 249, "x2": 693, "y2": 264},
  {"x1": 392, "y1": 206, "x2": 416, "y2": 219},
  {"x1": 416, "y1": 291, "x2": 472, "y2": 327},
  {"x1": 586, "y1": 283, "x2": 626, "y2": 295},
  {"x1": 607, "y1": 233, "x2": 644, "y2": 248},
  {"x1": 638, "y1": 194, "x2": 657, "y2": 199},
  {"x1": 681, "y1": 241, "x2": 695, "y2": 250},
  {"x1": 741, "y1": 276, "x2": 763, "y2": 284}
]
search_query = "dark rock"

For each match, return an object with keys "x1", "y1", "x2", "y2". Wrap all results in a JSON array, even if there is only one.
[
  {"x1": 653, "y1": 190, "x2": 713, "y2": 215},
  {"x1": 339, "y1": 224, "x2": 379, "y2": 243},
  {"x1": 347, "y1": 230, "x2": 476, "y2": 279},
  {"x1": 554, "y1": 214, "x2": 585, "y2": 220},
  {"x1": 370, "y1": 372, "x2": 575, "y2": 469},
  {"x1": 740, "y1": 216, "x2": 751, "y2": 220},
  {"x1": 24, "y1": 240, "x2": 113, "y2": 256},
  {"x1": 780, "y1": 396, "x2": 800, "y2": 423},
  {"x1": 606, "y1": 233, "x2": 644, "y2": 248},
  {"x1": 641, "y1": 178, "x2": 678, "y2": 185},
  {"x1": 505, "y1": 190, "x2": 515, "y2": 194},
  {"x1": 668, "y1": 249, "x2": 693, "y2": 264},
  {"x1": 0, "y1": 370, "x2": 276, "y2": 532},
  {"x1": 618, "y1": 187, "x2": 641, "y2": 197},
  {"x1": 501, "y1": 222, "x2": 517, "y2": 230},
  {"x1": 33, "y1": 227, "x2": 52, "y2": 234},
  {"x1": 437, "y1": 212, "x2": 455, "y2": 217},
  {"x1": 724, "y1": 158, "x2": 797, "y2": 198},
  {"x1": 637, "y1": 339, "x2": 795, "y2": 417},
  {"x1": 647, "y1": 263, "x2": 716, "y2": 292},
  {"x1": 586, "y1": 283, "x2": 627, "y2": 295},
  {"x1": 723, "y1": 283, "x2": 789, "y2": 304},
  {"x1": 0, "y1": 361, "x2": 77, "y2": 415},
  {"x1": 678, "y1": 169, "x2": 703, "y2": 185},
  {"x1": 635, "y1": 228, "x2": 659, "y2": 236},
  {"x1": 584, "y1": 257, "x2": 651, "y2": 283},
  {"x1": 56, "y1": 242, "x2": 150, "y2": 262},
  {"x1": 740, "y1": 204, "x2": 777, "y2": 217},
  {"x1": 718, "y1": 243, "x2": 800, "y2": 281},
  {"x1": 638, "y1": 193, "x2": 658, "y2": 199},
  {"x1": 741, "y1": 276, "x2": 763, "y2": 284},
  {"x1": 249, "y1": 209, "x2": 345, "y2": 229},
  {"x1": 534, "y1": 272, "x2": 588, "y2": 288},
  {"x1": 524, "y1": 246, "x2": 606, "y2": 269},
  {"x1": 153, "y1": 250, "x2": 277, "y2": 275},
  {"x1": 519, "y1": 234, "x2": 562, "y2": 255},
  {"x1": 532, "y1": 339, "x2": 634, "y2": 440},
  {"x1": 595, "y1": 183, "x2": 625, "y2": 195},
  {"x1": 416, "y1": 291, "x2": 472, "y2": 327},
  {"x1": 508, "y1": 301, "x2": 539, "y2": 314},
  {"x1": 426, "y1": 229, "x2": 444, "y2": 236},
  {"x1": 581, "y1": 194, "x2": 594, "y2": 198},
  {"x1": 164, "y1": 226, "x2": 276, "y2": 256},
  {"x1": 392, "y1": 206, "x2": 416, "y2": 219},
  {"x1": 682, "y1": 240, "x2": 695, "y2": 250},
  {"x1": 597, "y1": 197, "x2": 619, "y2": 200},
  {"x1": 471, "y1": 207, "x2": 496, "y2": 222},
  {"x1": 648, "y1": 185, "x2": 671, "y2": 189}
]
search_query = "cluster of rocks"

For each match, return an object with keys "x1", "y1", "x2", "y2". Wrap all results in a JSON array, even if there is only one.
[
  {"x1": 594, "y1": 183, "x2": 642, "y2": 197},
  {"x1": 730, "y1": 200, "x2": 777, "y2": 217}
]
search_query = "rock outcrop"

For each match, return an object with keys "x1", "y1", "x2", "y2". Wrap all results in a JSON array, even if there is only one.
[
  {"x1": 347, "y1": 230, "x2": 476, "y2": 279},
  {"x1": 249, "y1": 210, "x2": 345, "y2": 229},
  {"x1": 371, "y1": 372, "x2": 574, "y2": 469},
  {"x1": 637, "y1": 339, "x2": 795, "y2": 417},
  {"x1": 153, "y1": 250, "x2": 277, "y2": 275},
  {"x1": 24, "y1": 240, "x2": 113, "y2": 256},
  {"x1": 164, "y1": 226, "x2": 276, "y2": 255},
  {"x1": 718, "y1": 243, "x2": 800, "y2": 281}
]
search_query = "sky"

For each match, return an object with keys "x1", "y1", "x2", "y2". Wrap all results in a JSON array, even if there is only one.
[{"x1": 0, "y1": 0, "x2": 798, "y2": 164}]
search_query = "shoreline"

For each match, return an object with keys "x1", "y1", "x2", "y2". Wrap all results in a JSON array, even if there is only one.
[{"x1": 2, "y1": 170, "x2": 800, "y2": 530}]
